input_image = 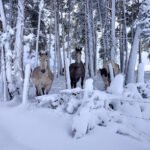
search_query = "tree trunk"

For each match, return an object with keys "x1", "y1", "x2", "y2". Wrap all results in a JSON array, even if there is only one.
[
  {"x1": 22, "y1": 64, "x2": 31, "y2": 104},
  {"x1": 61, "y1": 7, "x2": 71, "y2": 89},
  {"x1": 14, "y1": 0, "x2": 24, "y2": 81},
  {"x1": 0, "y1": 0, "x2": 6, "y2": 29},
  {"x1": 35, "y1": 0, "x2": 44, "y2": 66},
  {"x1": 111, "y1": 0, "x2": 116, "y2": 61},
  {"x1": 0, "y1": 0, "x2": 13, "y2": 100},
  {"x1": 1, "y1": 46, "x2": 8, "y2": 101},
  {"x1": 137, "y1": 63, "x2": 144, "y2": 83},
  {"x1": 86, "y1": 0, "x2": 94, "y2": 78},
  {"x1": 85, "y1": 1, "x2": 89, "y2": 78},
  {"x1": 126, "y1": 26, "x2": 141, "y2": 84},
  {"x1": 54, "y1": 0, "x2": 62, "y2": 76}
]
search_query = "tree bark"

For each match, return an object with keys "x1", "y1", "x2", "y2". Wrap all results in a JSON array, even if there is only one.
[
  {"x1": 126, "y1": 26, "x2": 141, "y2": 84},
  {"x1": 86, "y1": 0, "x2": 94, "y2": 78},
  {"x1": 111, "y1": 0, "x2": 116, "y2": 61}
]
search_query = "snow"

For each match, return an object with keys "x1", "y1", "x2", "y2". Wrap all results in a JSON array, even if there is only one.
[
  {"x1": 0, "y1": 105, "x2": 149, "y2": 150},
  {"x1": 107, "y1": 74, "x2": 124, "y2": 95},
  {"x1": 137, "y1": 63, "x2": 145, "y2": 83},
  {"x1": 0, "y1": 76, "x2": 150, "y2": 150}
]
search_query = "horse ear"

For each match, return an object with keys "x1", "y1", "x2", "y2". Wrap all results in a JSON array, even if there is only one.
[
  {"x1": 99, "y1": 69, "x2": 102, "y2": 73},
  {"x1": 75, "y1": 48, "x2": 79, "y2": 52},
  {"x1": 45, "y1": 52, "x2": 48, "y2": 56}
]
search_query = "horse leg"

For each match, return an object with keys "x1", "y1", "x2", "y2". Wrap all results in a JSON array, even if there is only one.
[
  {"x1": 45, "y1": 83, "x2": 52, "y2": 94},
  {"x1": 36, "y1": 87, "x2": 39, "y2": 96},
  {"x1": 81, "y1": 77, "x2": 84, "y2": 89},
  {"x1": 36, "y1": 86, "x2": 41, "y2": 96},
  {"x1": 42, "y1": 87, "x2": 45, "y2": 95},
  {"x1": 74, "y1": 81, "x2": 77, "y2": 88},
  {"x1": 71, "y1": 79, "x2": 74, "y2": 89}
]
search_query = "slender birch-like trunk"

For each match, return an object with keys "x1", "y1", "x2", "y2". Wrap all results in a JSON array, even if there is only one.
[
  {"x1": 1, "y1": 46, "x2": 7, "y2": 101},
  {"x1": 137, "y1": 63, "x2": 144, "y2": 83},
  {"x1": 111, "y1": 0, "x2": 116, "y2": 61},
  {"x1": 14, "y1": 0, "x2": 24, "y2": 82},
  {"x1": 61, "y1": 7, "x2": 71, "y2": 89},
  {"x1": 0, "y1": 0, "x2": 13, "y2": 100},
  {"x1": 35, "y1": 0, "x2": 44, "y2": 66},
  {"x1": 85, "y1": 1, "x2": 89, "y2": 78},
  {"x1": 86, "y1": 0, "x2": 94, "y2": 78},
  {"x1": 22, "y1": 64, "x2": 31, "y2": 104},
  {"x1": 126, "y1": 26, "x2": 141, "y2": 84},
  {"x1": 123, "y1": 0, "x2": 128, "y2": 74},
  {"x1": 54, "y1": 0, "x2": 62, "y2": 76},
  {"x1": 0, "y1": 0, "x2": 6, "y2": 29}
]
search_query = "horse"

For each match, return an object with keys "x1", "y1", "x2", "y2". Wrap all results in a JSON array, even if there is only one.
[
  {"x1": 100, "y1": 60, "x2": 120, "y2": 89},
  {"x1": 31, "y1": 52, "x2": 53, "y2": 96},
  {"x1": 69, "y1": 47, "x2": 85, "y2": 89}
]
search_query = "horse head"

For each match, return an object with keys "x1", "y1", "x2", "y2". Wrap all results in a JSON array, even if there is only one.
[
  {"x1": 100, "y1": 68, "x2": 110, "y2": 88},
  {"x1": 75, "y1": 47, "x2": 82, "y2": 63},
  {"x1": 39, "y1": 52, "x2": 49, "y2": 73}
]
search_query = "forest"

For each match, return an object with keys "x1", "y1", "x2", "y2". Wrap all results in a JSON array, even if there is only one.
[
  {"x1": 0, "y1": 0, "x2": 149, "y2": 100},
  {"x1": 0, "y1": 0, "x2": 150, "y2": 150}
]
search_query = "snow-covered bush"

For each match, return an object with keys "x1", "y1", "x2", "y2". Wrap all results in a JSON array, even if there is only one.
[
  {"x1": 34, "y1": 77, "x2": 150, "y2": 141},
  {"x1": 124, "y1": 82, "x2": 150, "y2": 99},
  {"x1": 123, "y1": 83, "x2": 143, "y2": 99},
  {"x1": 71, "y1": 79, "x2": 110, "y2": 138}
]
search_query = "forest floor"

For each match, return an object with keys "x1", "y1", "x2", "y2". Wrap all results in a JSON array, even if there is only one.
[{"x1": 0, "y1": 72, "x2": 150, "y2": 150}]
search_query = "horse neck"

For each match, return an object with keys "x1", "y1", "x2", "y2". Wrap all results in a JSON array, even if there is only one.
[
  {"x1": 40, "y1": 61, "x2": 50, "y2": 70},
  {"x1": 76, "y1": 54, "x2": 81, "y2": 63},
  {"x1": 75, "y1": 60, "x2": 82, "y2": 65}
]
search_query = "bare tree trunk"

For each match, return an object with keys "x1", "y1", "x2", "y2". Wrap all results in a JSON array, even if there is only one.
[
  {"x1": 35, "y1": 0, "x2": 44, "y2": 66},
  {"x1": 61, "y1": 6, "x2": 71, "y2": 89},
  {"x1": 97, "y1": 0, "x2": 107, "y2": 62},
  {"x1": 67, "y1": 0, "x2": 71, "y2": 64},
  {"x1": 111, "y1": 0, "x2": 116, "y2": 61},
  {"x1": 0, "y1": 0, "x2": 6, "y2": 29},
  {"x1": 86, "y1": 0, "x2": 94, "y2": 78},
  {"x1": 14, "y1": 0, "x2": 24, "y2": 80},
  {"x1": 126, "y1": 26, "x2": 141, "y2": 84},
  {"x1": 54, "y1": 0, "x2": 62, "y2": 77},
  {"x1": 123, "y1": 0, "x2": 128, "y2": 74},
  {"x1": 85, "y1": 2, "x2": 89, "y2": 78},
  {"x1": 137, "y1": 63, "x2": 144, "y2": 83},
  {"x1": 1, "y1": 46, "x2": 8, "y2": 101},
  {"x1": 0, "y1": 0, "x2": 13, "y2": 100},
  {"x1": 22, "y1": 64, "x2": 31, "y2": 104}
]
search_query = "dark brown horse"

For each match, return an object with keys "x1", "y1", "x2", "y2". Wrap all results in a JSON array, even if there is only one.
[
  {"x1": 69, "y1": 48, "x2": 85, "y2": 89},
  {"x1": 31, "y1": 52, "x2": 53, "y2": 96}
]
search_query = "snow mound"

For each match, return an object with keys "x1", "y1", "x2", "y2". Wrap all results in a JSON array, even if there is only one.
[{"x1": 107, "y1": 74, "x2": 124, "y2": 95}]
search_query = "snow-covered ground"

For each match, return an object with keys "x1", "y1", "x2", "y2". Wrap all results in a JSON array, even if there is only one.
[
  {"x1": 0, "y1": 105, "x2": 150, "y2": 150},
  {"x1": 0, "y1": 74, "x2": 150, "y2": 150}
]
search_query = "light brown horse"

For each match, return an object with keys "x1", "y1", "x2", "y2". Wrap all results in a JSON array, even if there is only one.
[
  {"x1": 100, "y1": 60, "x2": 120, "y2": 89},
  {"x1": 31, "y1": 52, "x2": 53, "y2": 96}
]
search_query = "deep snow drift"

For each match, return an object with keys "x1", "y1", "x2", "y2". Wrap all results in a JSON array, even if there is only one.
[{"x1": 0, "y1": 75, "x2": 150, "y2": 150}]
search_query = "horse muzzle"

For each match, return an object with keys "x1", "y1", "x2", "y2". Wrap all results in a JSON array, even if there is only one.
[{"x1": 41, "y1": 69, "x2": 46, "y2": 73}]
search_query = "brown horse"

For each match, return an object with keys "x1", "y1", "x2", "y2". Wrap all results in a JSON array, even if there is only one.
[
  {"x1": 100, "y1": 60, "x2": 120, "y2": 89},
  {"x1": 69, "y1": 48, "x2": 85, "y2": 89},
  {"x1": 31, "y1": 52, "x2": 53, "y2": 96}
]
